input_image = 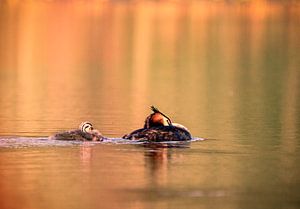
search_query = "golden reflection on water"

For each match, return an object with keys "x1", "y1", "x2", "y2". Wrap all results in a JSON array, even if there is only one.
[
  {"x1": 0, "y1": 1, "x2": 300, "y2": 209},
  {"x1": 0, "y1": 0, "x2": 299, "y2": 138}
]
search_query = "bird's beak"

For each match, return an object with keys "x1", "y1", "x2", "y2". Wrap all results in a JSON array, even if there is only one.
[{"x1": 163, "y1": 118, "x2": 172, "y2": 126}]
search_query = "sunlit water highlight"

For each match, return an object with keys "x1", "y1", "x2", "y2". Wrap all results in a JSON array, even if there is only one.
[
  {"x1": 0, "y1": 137, "x2": 205, "y2": 148},
  {"x1": 0, "y1": 1, "x2": 300, "y2": 209}
]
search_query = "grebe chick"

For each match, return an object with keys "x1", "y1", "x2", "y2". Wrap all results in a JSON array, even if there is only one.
[
  {"x1": 50, "y1": 121, "x2": 104, "y2": 141},
  {"x1": 123, "y1": 106, "x2": 192, "y2": 142}
]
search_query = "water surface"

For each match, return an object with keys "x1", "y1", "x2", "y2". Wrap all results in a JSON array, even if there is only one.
[{"x1": 0, "y1": 1, "x2": 300, "y2": 209}]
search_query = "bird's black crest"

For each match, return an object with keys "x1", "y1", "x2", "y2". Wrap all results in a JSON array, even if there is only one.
[{"x1": 151, "y1": 106, "x2": 161, "y2": 113}]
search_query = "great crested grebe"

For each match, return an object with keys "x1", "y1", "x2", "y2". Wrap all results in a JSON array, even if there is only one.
[
  {"x1": 123, "y1": 106, "x2": 192, "y2": 141},
  {"x1": 49, "y1": 121, "x2": 104, "y2": 141}
]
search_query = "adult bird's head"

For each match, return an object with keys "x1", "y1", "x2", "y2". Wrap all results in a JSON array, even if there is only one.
[{"x1": 144, "y1": 106, "x2": 172, "y2": 128}]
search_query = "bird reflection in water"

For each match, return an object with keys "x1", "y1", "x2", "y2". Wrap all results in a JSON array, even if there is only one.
[
  {"x1": 142, "y1": 142, "x2": 190, "y2": 186},
  {"x1": 80, "y1": 143, "x2": 93, "y2": 172}
]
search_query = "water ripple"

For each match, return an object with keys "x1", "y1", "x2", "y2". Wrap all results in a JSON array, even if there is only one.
[{"x1": 0, "y1": 137, "x2": 205, "y2": 149}]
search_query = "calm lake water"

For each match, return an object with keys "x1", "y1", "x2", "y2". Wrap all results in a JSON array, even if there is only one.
[{"x1": 0, "y1": 1, "x2": 300, "y2": 209}]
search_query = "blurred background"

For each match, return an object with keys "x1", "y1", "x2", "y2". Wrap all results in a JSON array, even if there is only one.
[
  {"x1": 0, "y1": 0, "x2": 299, "y2": 139},
  {"x1": 0, "y1": 1, "x2": 300, "y2": 209}
]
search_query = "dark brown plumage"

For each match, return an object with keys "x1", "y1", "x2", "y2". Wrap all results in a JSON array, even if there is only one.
[
  {"x1": 50, "y1": 122, "x2": 104, "y2": 141},
  {"x1": 123, "y1": 106, "x2": 192, "y2": 141},
  {"x1": 50, "y1": 129, "x2": 104, "y2": 141},
  {"x1": 123, "y1": 126, "x2": 192, "y2": 141}
]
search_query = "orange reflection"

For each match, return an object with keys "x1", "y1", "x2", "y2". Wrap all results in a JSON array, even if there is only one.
[{"x1": 0, "y1": 0, "x2": 299, "y2": 137}]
